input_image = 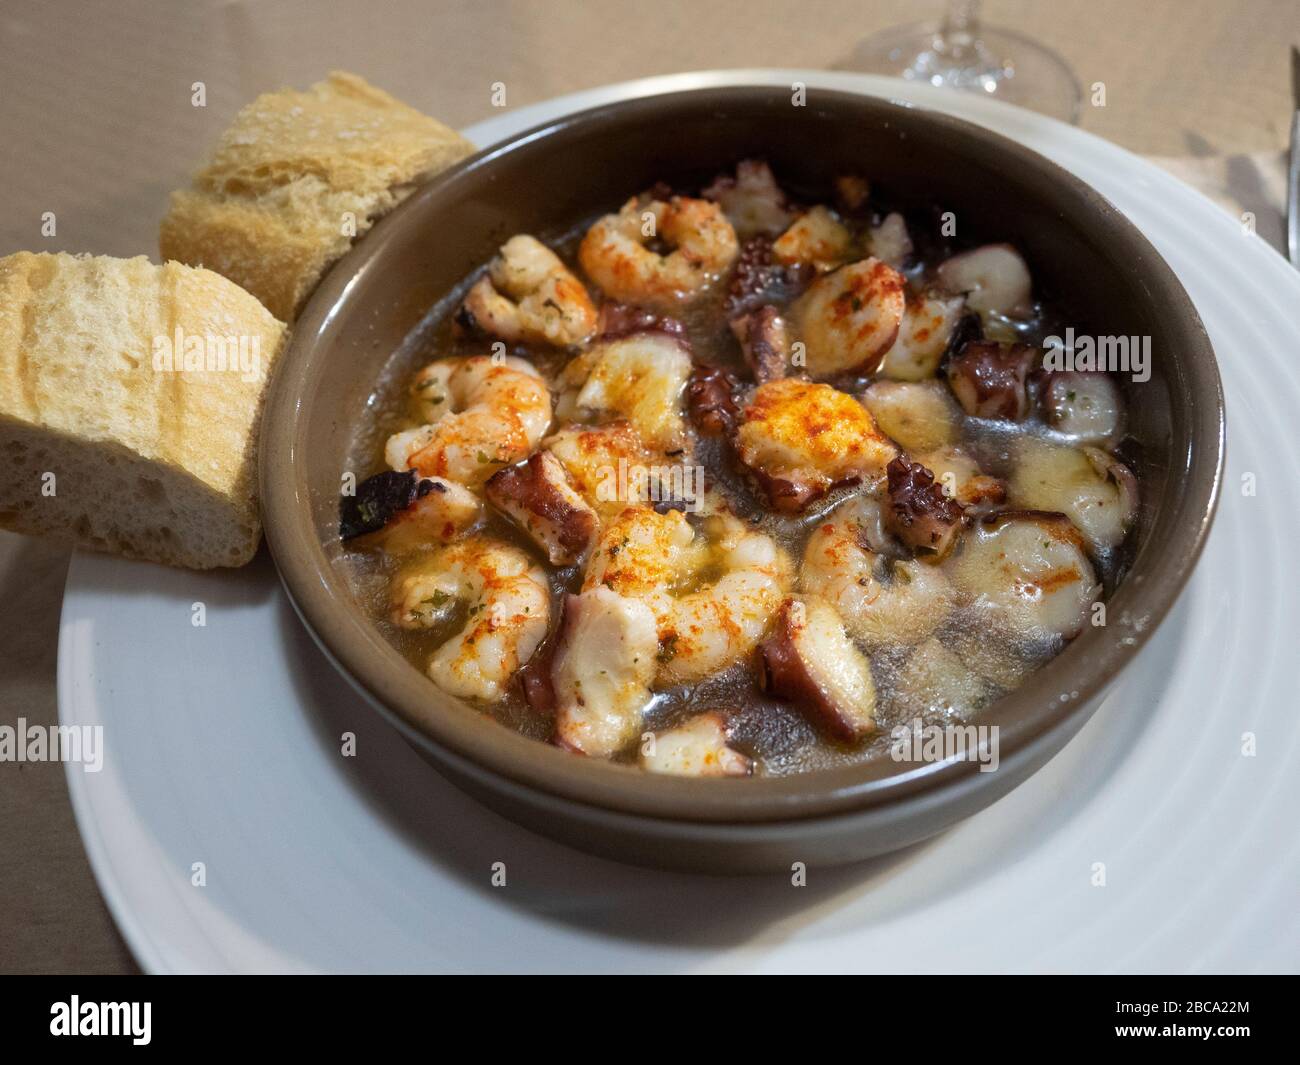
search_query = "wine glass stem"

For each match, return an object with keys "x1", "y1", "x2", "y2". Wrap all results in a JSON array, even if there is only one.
[{"x1": 940, "y1": 0, "x2": 982, "y2": 56}]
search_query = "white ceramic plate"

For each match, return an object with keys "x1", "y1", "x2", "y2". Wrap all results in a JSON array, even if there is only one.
[{"x1": 60, "y1": 70, "x2": 1300, "y2": 973}]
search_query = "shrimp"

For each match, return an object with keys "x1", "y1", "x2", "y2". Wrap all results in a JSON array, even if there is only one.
[
  {"x1": 382, "y1": 478, "x2": 482, "y2": 549},
  {"x1": 834, "y1": 175, "x2": 871, "y2": 212},
  {"x1": 384, "y1": 355, "x2": 552, "y2": 488},
  {"x1": 578, "y1": 195, "x2": 739, "y2": 307},
  {"x1": 801, "y1": 494, "x2": 955, "y2": 648},
  {"x1": 1040, "y1": 371, "x2": 1124, "y2": 444},
  {"x1": 656, "y1": 514, "x2": 791, "y2": 686},
  {"x1": 878, "y1": 292, "x2": 966, "y2": 381},
  {"x1": 936, "y1": 243, "x2": 1032, "y2": 320},
  {"x1": 640, "y1": 712, "x2": 752, "y2": 776},
  {"x1": 543, "y1": 421, "x2": 657, "y2": 518},
  {"x1": 554, "y1": 331, "x2": 692, "y2": 451},
  {"x1": 793, "y1": 257, "x2": 907, "y2": 375},
  {"x1": 860, "y1": 379, "x2": 961, "y2": 454},
  {"x1": 735, "y1": 378, "x2": 897, "y2": 512},
  {"x1": 947, "y1": 512, "x2": 1100, "y2": 641},
  {"x1": 406, "y1": 358, "x2": 456, "y2": 425},
  {"x1": 772, "y1": 206, "x2": 853, "y2": 273},
  {"x1": 459, "y1": 234, "x2": 597, "y2": 347},
  {"x1": 340, "y1": 470, "x2": 482, "y2": 551},
  {"x1": 867, "y1": 212, "x2": 913, "y2": 269},
  {"x1": 583, "y1": 505, "x2": 700, "y2": 600},
  {"x1": 1009, "y1": 438, "x2": 1138, "y2": 554},
  {"x1": 702, "y1": 159, "x2": 796, "y2": 239},
  {"x1": 583, "y1": 507, "x2": 791, "y2": 686},
  {"x1": 389, "y1": 537, "x2": 549, "y2": 702}
]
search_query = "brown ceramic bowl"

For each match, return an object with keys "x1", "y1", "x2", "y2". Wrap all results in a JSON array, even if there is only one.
[{"x1": 260, "y1": 87, "x2": 1224, "y2": 873}]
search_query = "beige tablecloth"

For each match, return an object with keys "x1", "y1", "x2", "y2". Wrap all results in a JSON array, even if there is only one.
[{"x1": 0, "y1": 0, "x2": 1295, "y2": 974}]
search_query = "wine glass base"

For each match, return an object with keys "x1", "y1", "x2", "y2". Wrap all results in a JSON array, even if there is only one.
[{"x1": 837, "y1": 20, "x2": 1082, "y2": 124}]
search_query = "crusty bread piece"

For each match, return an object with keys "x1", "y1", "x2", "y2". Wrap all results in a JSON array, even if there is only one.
[
  {"x1": 160, "y1": 70, "x2": 475, "y2": 321},
  {"x1": 0, "y1": 252, "x2": 286, "y2": 569}
]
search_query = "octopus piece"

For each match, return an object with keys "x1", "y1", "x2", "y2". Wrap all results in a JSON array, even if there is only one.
[
  {"x1": 517, "y1": 631, "x2": 558, "y2": 715},
  {"x1": 860, "y1": 379, "x2": 961, "y2": 453},
  {"x1": 759, "y1": 596, "x2": 878, "y2": 743},
  {"x1": 878, "y1": 292, "x2": 966, "y2": 381},
  {"x1": 735, "y1": 378, "x2": 898, "y2": 513},
  {"x1": 1010, "y1": 438, "x2": 1138, "y2": 554},
  {"x1": 725, "y1": 234, "x2": 814, "y2": 317},
  {"x1": 578, "y1": 195, "x2": 739, "y2": 307},
  {"x1": 685, "y1": 363, "x2": 741, "y2": 438},
  {"x1": 583, "y1": 507, "x2": 791, "y2": 686},
  {"x1": 793, "y1": 257, "x2": 907, "y2": 376},
  {"x1": 339, "y1": 470, "x2": 481, "y2": 549},
  {"x1": 555, "y1": 331, "x2": 692, "y2": 451},
  {"x1": 1040, "y1": 371, "x2": 1125, "y2": 444},
  {"x1": 772, "y1": 206, "x2": 854, "y2": 273},
  {"x1": 385, "y1": 355, "x2": 552, "y2": 488},
  {"x1": 486, "y1": 451, "x2": 599, "y2": 566},
  {"x1": 552, "y1": 587, "x2": 659, "y2": 757},
  {"x1": 730, "y1": 304, "x2": 790, "y2": 383},
  {"x1": 948, "y1": 511, "x2": 1101, "y2": 641},
  {"x1": 389, "y1": 537, "x2": 550, "y2": 703},
  {"x1": 945, "y1": 340, "x2": 1038, "y2": 420},
  {"x1": 884, "y1": 456, "x2": 966, "y2": 560},
  {"x1": 594, "y1": 301, "x2": 688, "y2": 341},
  {"x1": 457, "y1": 234, "x2": 597, "y2": 347},
  {"x1": 640, "y1": 712, "x2": 752, "y2": 777},
  {"x1": 917, "y1": 446, "x2": 1007, "y2": 510},
  {"x1": 936, "y1": 243, "x2": 1033, "y2": 320},
  {"x1": 701, "y1": 159, "x2": 797, "y2": 239}
]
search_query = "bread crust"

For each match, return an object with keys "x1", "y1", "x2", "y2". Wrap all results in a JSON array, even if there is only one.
[
  {"x1": 159, "y1": 71, "x2": 474, "y2": 320},
  {"x1": 0, "y1": 252, "x2": 286, "y2": 568}
]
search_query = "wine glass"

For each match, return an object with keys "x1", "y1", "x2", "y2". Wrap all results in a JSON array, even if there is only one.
[{"x1": 837, "y1": 0, "x2": 1082, "y2": 123}]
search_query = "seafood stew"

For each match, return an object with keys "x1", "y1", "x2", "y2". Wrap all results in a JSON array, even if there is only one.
[{"x1": 337, "y1": 159, "x2": 1139, "y2": 779}]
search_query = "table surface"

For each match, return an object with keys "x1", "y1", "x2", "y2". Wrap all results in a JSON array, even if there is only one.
[{"x1": 1, "y1": 0, "x2": 1296, "y2": 974}]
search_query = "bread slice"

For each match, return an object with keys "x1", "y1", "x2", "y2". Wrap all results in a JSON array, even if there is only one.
[
  {"x1": 160, "y1": 71, "x2": 475, "y2": 321},
  {"x1": 0, "y1": 252, "x2": 286, "y2": 569}
]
